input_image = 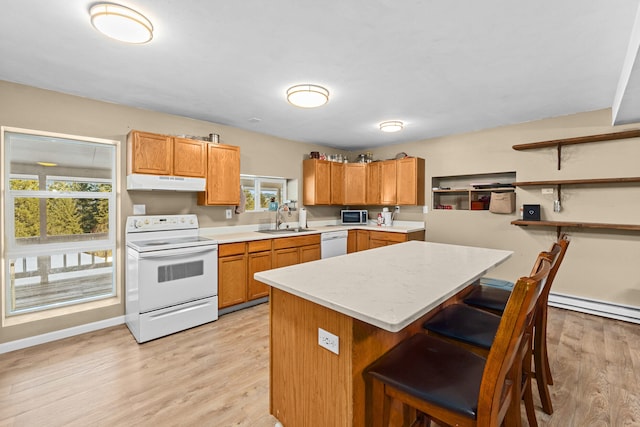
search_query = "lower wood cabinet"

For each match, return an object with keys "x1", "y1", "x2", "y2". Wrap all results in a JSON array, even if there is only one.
[
  {"x1": 218, "y1": 235, "x2": 321, "y2": 310},
  {"x1": 247, "y1": 240, "x2": 272, "y2": 300},
  {"x1": 348, "y1": 229, "x2": 426, "y2": 252},
  {"x1": 218, "y1": 243, "x2": 248, "y2": 309},
  {"x1": 273, "y1": 235, "x2": 321, "y2": 268}
]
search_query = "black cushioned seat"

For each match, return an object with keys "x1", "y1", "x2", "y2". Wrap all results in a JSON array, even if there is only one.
[
  {"x1": 422, "y1": 303, "x2": 501, "y2": 350},
  {"x1": 463, "y1": 285, "x2": 511, "y2": 313},
  {"x1": 367, "y1": 333, "x2": 486, "y2": 418}
]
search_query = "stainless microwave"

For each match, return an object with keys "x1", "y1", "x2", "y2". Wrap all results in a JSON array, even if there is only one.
[{"x1": 341, "y1": 210, "x2": 368, "y2": 225}]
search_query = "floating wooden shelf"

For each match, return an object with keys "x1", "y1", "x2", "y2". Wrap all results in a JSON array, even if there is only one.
[
  {"x1": 513, "y1": 177, "x2": 640, "y2": 186},
  {"x1": 512, "y1": 129, "x2": 640, "y2": 150},
  {"x1": 511, "y1": 220, "x2": 640, "y2": 237},
  {"x1": 512, "y1": 129, "x2": 640, "y2": 170}
]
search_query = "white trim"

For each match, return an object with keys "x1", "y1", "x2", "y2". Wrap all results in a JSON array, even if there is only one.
[
  {"x1": 548, "y1": 292, "x2": 640, "y2": 324},
  {"x1": 0, "y1": 315, "x2": 125, "y2": 354}
]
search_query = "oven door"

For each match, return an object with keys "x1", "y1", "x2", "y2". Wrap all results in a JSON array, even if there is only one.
[{"x1": 135, "y1": 245, "x2": 218, "y2": 313}]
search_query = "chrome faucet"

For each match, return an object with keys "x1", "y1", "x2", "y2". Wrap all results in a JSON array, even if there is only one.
[{"x1": 275, "y1": 203, "x2": 288, "y2": 230}]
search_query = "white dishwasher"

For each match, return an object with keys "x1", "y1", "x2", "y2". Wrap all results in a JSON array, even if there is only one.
[{"x1": 321, "y1": 230, "x2": 348, "y2": 258}]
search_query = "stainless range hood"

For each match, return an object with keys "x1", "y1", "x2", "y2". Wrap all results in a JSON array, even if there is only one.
[{"x1": 126, "y1": 174, "x2": 206, "y2": 192}]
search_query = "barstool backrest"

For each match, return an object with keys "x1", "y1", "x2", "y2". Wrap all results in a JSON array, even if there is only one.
[{"x1": 476, "y1": 253, "x2": 551, "y2": 425}]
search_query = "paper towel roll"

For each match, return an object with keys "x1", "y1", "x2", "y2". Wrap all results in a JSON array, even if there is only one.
[{"x1": 299, "y1": 208, "x2": 307, "y2": 228}]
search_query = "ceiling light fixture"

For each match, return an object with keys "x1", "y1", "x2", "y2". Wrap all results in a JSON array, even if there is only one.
[
  {"x1": 379, "y1": 121, "x2": 404, "y2": 133},
  {"x1": 90, "y1": 3, "x2": 153, "y2": 44},
  {"x1": 286, "y1": 84, "x2": 329, "y2": 108},
  {"x1": 37, "y1": 161, "x2": 58, "y2": 167}
]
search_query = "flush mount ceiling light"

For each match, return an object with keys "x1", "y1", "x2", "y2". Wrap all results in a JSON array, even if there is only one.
[
  {"x1": 36, "y1": 161, "x2": 58, "y2": 167},
  {"x1": 379, "y1": 121, "x2": 404, "y2": 133},
  {"x1": 90, "y1": 3, "x2": 153, "y2": 44},
  {"x1": 286, "y1": 84, "x2": 329, "y2": 108}
]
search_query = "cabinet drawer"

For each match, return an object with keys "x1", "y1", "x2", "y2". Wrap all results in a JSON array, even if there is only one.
[
  {"x1": 369, "y1": 231, "x2": 407, "y2": 243},
  {"x1": 219, "y1": 242, "x2": 246, "y2": 257},
  {"x1": 272, "y1": 234, "x2": 321, "y2": 250},
  {"x1": 248, "y1": 239, "x2": 272, "y2": 253}
]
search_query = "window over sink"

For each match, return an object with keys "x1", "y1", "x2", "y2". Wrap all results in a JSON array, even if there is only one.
[{"x1": 241, "y1": 175, "x2": 288, "y2": 212}]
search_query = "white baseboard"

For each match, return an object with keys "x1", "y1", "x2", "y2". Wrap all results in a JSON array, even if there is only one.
[
  {"x1": 0, "y1": 316, "x2": 125, "y2": 354},
  {"x1": 549, "y1": 293, "x2": 640, "y2": 324}
]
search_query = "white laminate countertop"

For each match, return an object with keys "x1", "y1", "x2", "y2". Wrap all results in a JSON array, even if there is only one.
[
  {"x1": 200, "y1": 221, "x2": 425, "y2": 244},
  {"x1": 254, "y1": 241, "x2": 512, "y2": 332}
]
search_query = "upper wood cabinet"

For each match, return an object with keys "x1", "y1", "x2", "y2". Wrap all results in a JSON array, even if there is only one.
[
  {"x1": 303, "y1": 157, "x2": 425, "y2": 206},
  {"x1": 173, "y1": 137, "x2": 207, "y2": 177},
  {"x1": 330, "y1": 162, "x2": 345, "y2": 205},
  {"x1": 366, "y1": 162, "x2": 381, "y2": 205},
  {"x1": 303, "y1": 159, "x2": 331, "y2": 205},
  {"x1": 344, "y1": 163, "x2": 367, "y2": 205},
  {"x1": 396, "y1": 157, "x2": 425, "y2": 206},
  {"x1": 198, "y1": 143, "x2": 241, "y2": 206},
  {"x1": 127, "y1": 130, "x2": 205, "y2": 177},
  {"x1": 380, "y1": 160, "x2": 397, "y2": 205}
]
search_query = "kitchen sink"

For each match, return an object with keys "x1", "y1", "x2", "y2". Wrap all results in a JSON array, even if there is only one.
[{"x1": 257, "y1": 228, "x2": 316, "y2": 235}]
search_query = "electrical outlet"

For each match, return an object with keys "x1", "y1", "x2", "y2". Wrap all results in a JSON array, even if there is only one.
[
  {"x1": 318, "y1": 328, "x2": 339, "y2": 354},
  {"x1": 423, "y1": 205, "x2": 429, "y2": 214},
  {"x1": 541, "y1": 188, "x2": 554, "y2": 195},
  {"x1": 225, "y1": 209, "x2": 232, "y2": 219},
  {"x1": 394, "y1": 205, "x2": 400, "y2": 213}
]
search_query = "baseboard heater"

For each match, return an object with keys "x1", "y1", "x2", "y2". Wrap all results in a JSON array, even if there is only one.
[{"x1": 549, "y1": 292, "x2": 640, "y2": 324}]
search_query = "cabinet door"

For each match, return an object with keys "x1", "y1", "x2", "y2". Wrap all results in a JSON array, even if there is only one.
[
  {"x1": 128, "y1": 131, "x2": 172, "y2": 175},
  {"x1": 347, "y1": 230, "x2": 357, "y2": 254},
  {"x1": 300, "y1": 244, "x2": 321, "y2": 263},
  {"x1": 218, "y1": 254, "x2": 247, "y2": 308},
  {"x1": 199, "y1": 144, "x2": 240, "y2": 205},
  {"x1": 330, "y1": 162, "x2": 344, "y2": 205},
  {"x1": 247, "y1": 250, "x2": 272, "y2": 300},
  {"x1": 173, "y1": 137, "x2": 206, "y2": 178},
  {"x1": 368, "y1": 239, "x2": 388, "y2": 249},
  {"x1": 303, "y1": 159, "x2": 331, "y2": 205},
  {"x1": 396, "y1": 157, "x2": 425, "y2": 205},
  {"x1": 366, "y1": 162, "x2": 381, "y2": 205},
  {"x1": 344, "y1": 164, "x2": 367, "y2": 205},
  {"x1": 273, "y1": 247, "x2": 299, "y2": 268},
  {"x1": 369, "y1": 231, "x2": 408, "y2": 246},
  {"x1": 380, "y1": 160, "x2": 397, "y2": 205},
  {"x1": 356, "y1": 230, "x2": 370, "y2": 251}
]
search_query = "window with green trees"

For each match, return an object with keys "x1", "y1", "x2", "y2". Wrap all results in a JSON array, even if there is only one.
[
  {"x1": 2, "y1": 128, "x2": 117, "y2": 316},
  {"x1": 241, "y1": 175, "x2": 287, "y2": 212}
]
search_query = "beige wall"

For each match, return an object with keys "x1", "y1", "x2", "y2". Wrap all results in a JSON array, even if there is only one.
[
  {"x1": 369, "y1": 109, "x2": 640, "y2": 309},
  {"x1": 1, "y1": 80, "x2": 639, "y2": 343}
]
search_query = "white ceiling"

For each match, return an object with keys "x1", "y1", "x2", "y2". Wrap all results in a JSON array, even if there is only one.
[{"x1": 1, "y1": 0, "x2": 640, "y2": 151}]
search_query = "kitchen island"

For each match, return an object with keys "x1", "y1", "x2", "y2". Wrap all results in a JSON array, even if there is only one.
[{"x1": 254, "y1": 241, "x2": 512, "y2": 427}]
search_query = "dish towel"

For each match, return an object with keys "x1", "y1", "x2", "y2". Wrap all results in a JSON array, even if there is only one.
[{"x1": 235, "y1": 185, "x2": 246, "y2": 214}]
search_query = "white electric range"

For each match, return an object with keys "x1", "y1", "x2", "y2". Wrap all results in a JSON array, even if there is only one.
[{"x1": 125, "y1": 214, "x2": 218, "y2": 343}]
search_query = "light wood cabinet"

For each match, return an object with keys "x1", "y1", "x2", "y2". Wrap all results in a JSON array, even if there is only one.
[
  {"x1": 368, "y1": 230, "x2": 408, "y2": 248},
  {"x1": 247, "y1": 240, "x2": 272, "y2": 300},
  {"x1": 352, "y1": 229, "x2": 425, "y2": 252},
  {"x1": 173, "y1": 137, "x2": 207, "y2": 177},
  {"x1": 330, "y1": 162, "x2": 344, "y2": 205},
  {"x1": 344, "y1": 163, "x2": 367, "y2": 205},
  {"x1": 303, "y1": 159, "x2": 331, "y2": 205},
  {"x1": 218, "y1": 243, "x2": 247, "y2": 309},
  {"x1": 198, "y1": 143, "x2": 240, "y2": 206},
  {"x1": 128, "y1": 130, "x2": 207, "y2": 178},
  {"x1": 347, "y1": 230, "x2": 357, "y2": 253},
  {"x1": 356, "y1": 230, "x2": 370, "y2": 251},
  {"x1": 380, "y1": 160, "x2": 398, "y2": 205},
  {"x1": 396, "y1": 157, "x2": 425, "y2": 206},
  {"x1": 366, "y1": 162, "x2": 381, "y2": 205},
  {"x1": 273, "y1": 234, "x2": 321, "y2": 268},
  {"x1": 219, "y1": 240, "x2": 273, "y2": 309}
]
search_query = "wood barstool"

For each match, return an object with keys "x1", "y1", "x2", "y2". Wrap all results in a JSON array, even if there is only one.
[
  {"x1": 461, "y1": 234, "x2": 570, "y2": 414},
  {"x1": 367, "y1": 257, "x2": 551, "y2": 427}
]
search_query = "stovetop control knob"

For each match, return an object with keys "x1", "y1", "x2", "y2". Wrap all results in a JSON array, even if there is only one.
[{"x1": 134, "y1": 219, "x2": 144, "y2": 228}]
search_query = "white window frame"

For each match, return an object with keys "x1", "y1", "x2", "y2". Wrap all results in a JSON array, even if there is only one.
[
  {"x1": 1, "y1": 126, "x2": 120, "y2": 320},
  {"x1": 241, "y1": 174, "x2": 288, "y2": 213}
]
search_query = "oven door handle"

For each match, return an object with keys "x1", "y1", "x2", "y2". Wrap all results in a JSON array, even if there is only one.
[{"x1": 136, "y1": 246, "x2": 218, "y2": 259}]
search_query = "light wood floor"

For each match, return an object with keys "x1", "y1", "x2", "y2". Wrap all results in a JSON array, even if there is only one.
[{"x1": 1, "y1": 304, "x2": 639, "y2": 427}]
